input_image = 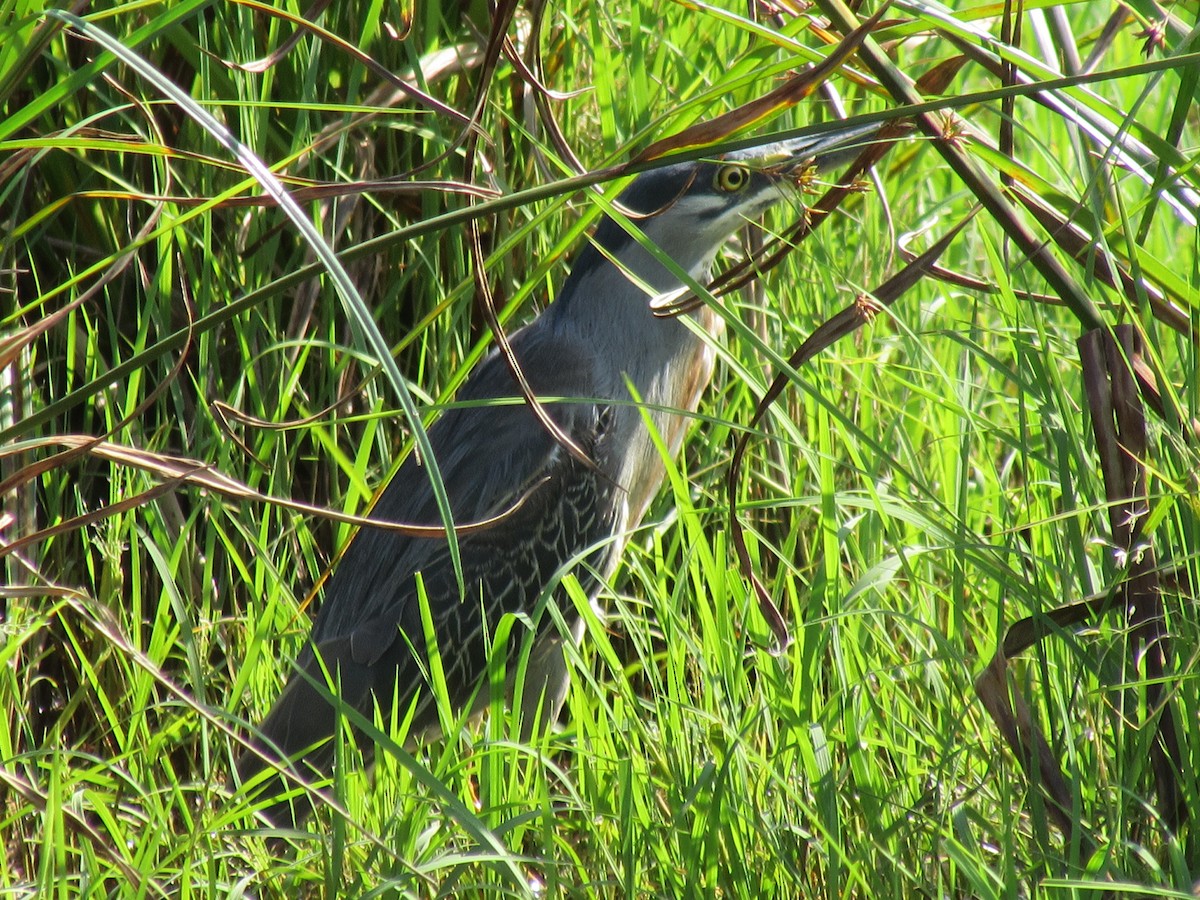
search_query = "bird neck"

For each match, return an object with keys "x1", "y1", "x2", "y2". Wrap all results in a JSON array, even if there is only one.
[
  {"x1": 544, "y1": 242, "x2": 723, "y2": 524},
  {"x1": 545, "y1": 243, "x2": 717, "y2": 385},
  {"x1": 555, "y1": 235, "x2": 717, "y2": 307}
]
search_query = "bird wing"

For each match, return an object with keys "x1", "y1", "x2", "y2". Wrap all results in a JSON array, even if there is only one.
[
  {"x1": 310, "y1": 322, "x2": 617, "y2": 651},
  {"x1": 241, "y1": 324, "x2": 622, "y2": 802}
]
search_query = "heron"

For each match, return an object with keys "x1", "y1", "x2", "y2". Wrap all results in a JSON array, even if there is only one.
[{"x1": 236, "y1": 122, "x2": 877, "y2": 825}]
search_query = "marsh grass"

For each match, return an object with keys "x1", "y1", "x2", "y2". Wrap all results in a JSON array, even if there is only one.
[{"x1": 2, "y1": 1, "x2": 1199, "y2": 896}]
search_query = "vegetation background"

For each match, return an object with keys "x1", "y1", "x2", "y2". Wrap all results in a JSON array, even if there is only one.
[{"x1": 2, "y1": 0, "x2": 1198, "y2": 896}]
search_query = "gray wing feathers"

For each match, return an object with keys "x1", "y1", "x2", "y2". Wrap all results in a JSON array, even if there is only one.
[
  {"x1": 238, "y1": 326, "x2": 618, "y2": 818},
  {"x1": 309, "y1": 325, "x2": 606, "y2": 642}
]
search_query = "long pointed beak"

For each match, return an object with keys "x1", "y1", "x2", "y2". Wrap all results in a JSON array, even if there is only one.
[{"x1": 727, "y1": 121, "x2": 887, "y2": 175}]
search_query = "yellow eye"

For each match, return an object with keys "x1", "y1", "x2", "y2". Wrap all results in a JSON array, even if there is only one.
[{"x1": 714, "y1": 164, "x2": 750, "y2": 193}]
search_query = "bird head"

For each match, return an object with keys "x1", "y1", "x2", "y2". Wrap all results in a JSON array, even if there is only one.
[{"x1": 559, "y1": 120, "x2": 882, "y2": 302}]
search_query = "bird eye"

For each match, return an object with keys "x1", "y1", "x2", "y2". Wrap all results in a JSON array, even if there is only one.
[{"x1": 714, "y1": 164, "x2": 750, "y2": 193}]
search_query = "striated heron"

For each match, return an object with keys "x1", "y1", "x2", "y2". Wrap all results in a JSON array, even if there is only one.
[{"x1": 236, "y1": 122, "x2": 877, "y2": 825}]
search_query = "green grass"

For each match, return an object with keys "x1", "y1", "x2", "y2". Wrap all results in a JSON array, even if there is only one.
[{"x1": 3, "y1": 0, "x2": 1199, "y2": 896}]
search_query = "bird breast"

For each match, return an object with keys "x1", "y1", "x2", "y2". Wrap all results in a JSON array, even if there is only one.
[{"x1": 604, "y1": 302, "x2": 722, "y2": 529}]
